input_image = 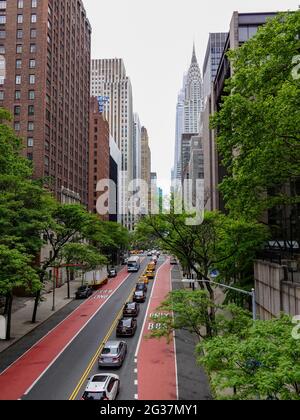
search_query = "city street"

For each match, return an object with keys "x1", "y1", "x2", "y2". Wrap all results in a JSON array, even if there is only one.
[{"x1": 0, "y1": 256, "x2": 208, "y2": 401}]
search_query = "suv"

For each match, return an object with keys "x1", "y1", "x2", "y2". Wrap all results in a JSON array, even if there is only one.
[
  {"x1": 75, "y1": 286, "x2": 92, "y2": 299},
  {"x1": 135, "y1": 283, "x2": 147, "y2": 293},
  {"x1": 116, "y1": 318, "x2": 137, "y2": 337},
  {"x1": 133, "y1": 290, "x2": 146, "y2": 303},
  {"x1": 123, "y1": 302, "x2": 140, "y2": 317},
  {"x1": 82, "y1": 374, "x2": 120, "y2": 400}
]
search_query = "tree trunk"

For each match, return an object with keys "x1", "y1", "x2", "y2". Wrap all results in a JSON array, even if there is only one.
[
  {"x1": 31, "y1": 289, "x2": 40, "y2": 324},
  {"x1": 5, "y1": 293, "x2": 13, "y2": 341},
  {"x1": 67, "y1": 268, "x2": 70, "y2": 299}
]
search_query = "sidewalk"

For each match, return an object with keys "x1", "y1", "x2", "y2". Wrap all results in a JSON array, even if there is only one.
[{"x1": 0, "y1": 277, "x2": 83, "y2": 354}]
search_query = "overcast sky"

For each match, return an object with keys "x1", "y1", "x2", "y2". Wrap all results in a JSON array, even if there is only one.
[{"x1": 83, "y1": 0, "x2": 299, "y2": 193}]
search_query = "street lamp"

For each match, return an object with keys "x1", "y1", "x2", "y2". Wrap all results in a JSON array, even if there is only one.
[{"x1": 182, "y1": 270, "x2": 257, "y2": 321}]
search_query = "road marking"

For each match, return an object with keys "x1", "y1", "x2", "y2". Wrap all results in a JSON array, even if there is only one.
[
  {"x1": 0, "y1": 269, "x2": 128, "y2": 377},
  {"x1": 134, "y1": 394, "x2": 138, "y2": 400},
  {"x1": 24, "y1": 275, "x2": 131, "y2": 397},
  {"x1": 134, "y1": 368, "x2": 137, "y2": 374},
  {"x1": 134, "y1": 259, "x2": 169, "y2": 359},
  {"x1": 170, "y1": 270, "x2": 179, "y2": 401},
  {"x1": 69, "y1": 285, "x2": 136, "y2": 400},
  {"x1": 134, "y1": 379, "x2": 138, "y2": 386}
]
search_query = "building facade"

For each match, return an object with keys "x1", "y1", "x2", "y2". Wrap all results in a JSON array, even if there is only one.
[
  {"x1": 202, "y1": 32, "x2": 228, "y2": 100},
  {"x1": 91, "y1": 58, "x2": 134, "y2": 228},
  {"x1": 0, "y1": 0, "x2": 91, "y2": 205},
  {"x1": 203, "y1": 12, "x2": 277, "y2": 212},
  {"x1": 133, "y1": 112, "x2": 141, "y2": 181},
  {"x1": 141, "y1": 126, "x2": 151, "y2": 215}
]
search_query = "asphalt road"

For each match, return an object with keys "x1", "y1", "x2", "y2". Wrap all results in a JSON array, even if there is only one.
[{"x1": 22, "y1": 257, "x2": 161, "y2": 401}]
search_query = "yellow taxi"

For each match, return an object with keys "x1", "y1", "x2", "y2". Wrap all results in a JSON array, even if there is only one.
[
  {"x1": 147, "y1": 262, "x2": 156, "y2": 272},
  {"x1": 139, "y1": 274, "x2": 149, "y2": 285},
  {"x1": 145, "y1": 270, "x2": 155, "y2": 280}
]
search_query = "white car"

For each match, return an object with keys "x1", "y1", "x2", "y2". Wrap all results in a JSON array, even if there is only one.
[{"x1": 82, "y1": 374, "x2": 120, "y2": 400}]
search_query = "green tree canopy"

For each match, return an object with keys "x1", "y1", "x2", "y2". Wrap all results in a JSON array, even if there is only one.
[{"x1": 211, "y1": 11, "x2": 300, "y2": 218}]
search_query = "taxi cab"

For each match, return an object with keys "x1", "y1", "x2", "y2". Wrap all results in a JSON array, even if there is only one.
[
  {"x1": 145, "y1": 270, "x2": 155, "y2": 280},
  {"x1": 147, "y1": 262, "x2": 156, "y2": 272},
  {"x1": 139, "y1": 274, "x2": 149, "y2": 285}
]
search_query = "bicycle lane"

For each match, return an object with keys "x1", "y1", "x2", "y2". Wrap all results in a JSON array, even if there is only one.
[
  {"x1": 136, "y1": 258, "x2": 178, "y2": 400},
  {"x1": 0, "y1": 268, "x2": 130, "y2": 400}
]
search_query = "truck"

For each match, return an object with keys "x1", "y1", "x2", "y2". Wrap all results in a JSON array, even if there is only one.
[
  {"x1": 127, "y1": 256, "x2": 141, "y2": 273},
  {"x1": 85, "y1": 267, "x2": 108, "y2": 290}
]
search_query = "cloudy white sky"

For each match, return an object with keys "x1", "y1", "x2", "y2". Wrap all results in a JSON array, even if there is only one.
[{"x1": 83, "y1": 0, "x2": 299, "y2": 193}]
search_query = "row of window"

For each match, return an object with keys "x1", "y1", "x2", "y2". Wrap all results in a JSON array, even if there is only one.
[
  {"x1": 0, "y1": 90, "x2": 35, "y2": 100},
  {"x1": 0, "y1": 43, "x2": 36, "y2": 53},
  {"x1": 0, "y1": 13, "x2": 37, "y2": 24}
]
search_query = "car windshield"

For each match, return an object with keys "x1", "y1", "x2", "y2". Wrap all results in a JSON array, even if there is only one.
[
  {"x1": 126, "y1": 303, "x2": 136, "y2": 309},
  {"x1": 120, "y1": 319, "x2": 132, "y2": 327},
  {"x1": 135, "y1": 291, "x2": 143, "y2": 296},
  {"x1": 102, "y1": 347, "x2": 118, "y2": 355},
  {"x1": 136, "y1": 284, "x2": 143, "y2": 289},
  {"x1": 83, "y1": 392, "x2": 105, "y2": 400}
]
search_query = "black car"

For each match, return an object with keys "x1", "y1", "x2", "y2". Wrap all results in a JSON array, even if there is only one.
[
  {"x1": 123, "y1": 302, "x2": 140, "y2": 317},
  {"x1": 75, "y1": 285, "x2": 93, "y2": 299},
  {"x1": 133, "y1": 290, "x2": 146, "y2": 303},
  {"x1": 116, "y1": 318, "x2": 137, "y2": 337},
  {"x1": 108, "y1": 268, "x2": 117, "y2": 278},
  {"x1": 135, "y1": 283, "x2": 147, "y2": 293}
]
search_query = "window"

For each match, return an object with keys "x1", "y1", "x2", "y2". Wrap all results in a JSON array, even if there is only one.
[
  {"x1": 15, "y1": 90, "x2": 21, "y2": 100},
  {"x1": 30, "y1": 29, "x2": 36, "y2": 38},
  {"x1": 29, "y1": 59, "x2": 35, "y2": 68},
  {"x1": 28, "y1": 105, "x2": 34, "y2": 116},
  {"x1": 0, "y1": 15, "x2": 6, "y2": 24},
  {"x1": 29, "y1": 74, "x2": 35, "y2": 84},
  {"x1": 16, "y1": 44, "x2": 22, "y2": 53},
  {"x1": 0, "y1": 45, "x2": 4, "y2": 54},
  {"x1": 0, "y1": 2, "x2": 7, "y2": 10},
  {"x1": 17, "y1": 15, "x2": 23, "y2": 24},
  {"x1": 30, "y1": 44, "x2": 36, "y2": 53},
  {"x1": 31, "y1": 14, "x2": 37, "y2": 24},
  {"x1": 14, "y1": 106, "x2": 21, "y2": 116},
  {"x1": 16, "y1": 59, "x2": 22, "y2": 69},
  {"x1": 27, "y1": 153, "x2": 33, "y2": 161},
  {"x1": 0, "y1": 30, "x2": 5, "y2": 39},
  {"x1": 28, "y1": 122, "x2": 34, "y2": 131},
  {"x1": 18, "y1": 0, "x2": 24, "y2": 8},
  {"x1": 28, "y1": 90, "x2": 35, "y2": 100},
  {"x1": 31, "y1": 0, "x2": 37, "y2": 7},
  {"x1": 17, "y1": 30, "x2": 23, "y2": 39},
  {"x1": 0, "y1": 91, "x2": 4, "y2": 100},
  {"x1": 14, "y1": 122, "x2": 20, "y2": 131},
  {"x1": 15, "y1": 75, "x2": 21, "y2": 84},
  {"x1": 27, "y1": 137, "x2": 34, "y2": 147}
]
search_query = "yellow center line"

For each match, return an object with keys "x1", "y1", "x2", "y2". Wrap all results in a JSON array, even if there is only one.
[{"x1": 69, "y1": 286, "x2": 136, "y2": 400}]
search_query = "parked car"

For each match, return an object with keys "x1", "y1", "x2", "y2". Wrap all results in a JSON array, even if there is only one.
[
  {"x1": 98, "y1": 341, "x2": 127, "y2": 368},
  {"x1": 145, "y1": 270, "x2": 155, "y2": 280},
  {"x1": 108, "y1": 267, "x2": 117, "y2": 278},
  {"x1": 82, "y1": 374, "x2": 120, "y2": 400},
  {"x1": 75, "y1": 285, "x2": 93, "y2": 299},
  {"x1": 139, "y1": 274, "x2": 149, "y2": 285},
  {"x1": 133, "y1": 290, "x2": 146, "y2": 303},
  {"x1": 123, "y1": 302, "x2": 140, "y2": 317},
  {"x1": 116, "y1": 317, "x2": 137, "y2": 337},
  {"x1": 135, "y1": 283, "x2": 147, "y2": 293}
]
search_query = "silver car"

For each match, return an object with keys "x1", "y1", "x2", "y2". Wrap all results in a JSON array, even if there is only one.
[{"x1": 98, "y1": 341, "x2": 127, "y2": 368}]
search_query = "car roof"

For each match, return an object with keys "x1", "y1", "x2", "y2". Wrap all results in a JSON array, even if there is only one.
[{"x1": 104, "y1": 341, "x2": 122, "y2": 348}]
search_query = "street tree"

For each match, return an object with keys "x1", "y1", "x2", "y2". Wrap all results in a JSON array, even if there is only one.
[
  {"x1": 0, "y1": 245, "x2": 40, "y2": 339},
  {"x1": 197, "y1": 315, "x2": 300, "y2": 400},
  {"x1": 211, "y1": 11, "x2": 300, "y2": 219},
  {"x1": 61, "y1": 243, "x2": 107, "y2": 298}
]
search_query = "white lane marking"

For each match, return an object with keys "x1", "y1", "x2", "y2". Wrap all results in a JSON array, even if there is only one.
[
  {"x1": 134, "y1": 394, "x2": 138, "y2": 400},
  {"x1": 134, "y1": 259, "x2": 169, "y2": 359},
  {"x1": 134, "y1": 380, "x2": 138, "y2": 386},
  {"x1": 0, "y1": 270, "x2": 129, "y2": 377},
  {"x1": 170, "y1": 270, "x2": 179, "y2": 401},
  {"x1": 134, "y1": 368, "x2": 137, "y2": 374},
  {"x1": 134, "y1": 358, "x2": 137, "y2": 364},
  {"x1": 18, "y1": 274, "x2": 131, "y2": 396}
]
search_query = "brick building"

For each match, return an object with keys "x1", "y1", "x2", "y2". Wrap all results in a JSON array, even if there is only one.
[
  {"x1": 88, "y1": 97, "x2": 110, "y2": 219},
  {"x1": 0, "y1": 0, "x2": 91, "y2": 205}
]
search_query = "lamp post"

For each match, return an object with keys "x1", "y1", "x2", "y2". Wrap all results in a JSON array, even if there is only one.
[{"x1": 182, "y1": 272, "x2": 257, "y2": 321}]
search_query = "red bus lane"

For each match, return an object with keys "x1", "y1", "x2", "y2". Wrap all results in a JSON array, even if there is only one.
[
  {"x1": 137, "y1": 259, "x2": 178, "y2": 400},
  {"x1": 0, "y1": 268, "x2": 130, "y2": 400}
]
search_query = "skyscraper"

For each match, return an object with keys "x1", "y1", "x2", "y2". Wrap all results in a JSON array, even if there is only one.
[
  {"x1": 91, "y1": 59, "x2": 134, "y2": 228},
  {"x1": 0, "y1": 0, "x2": 91, "y2": 205},
  {"x1": 133, "y1": 113, "x2": 142, "y2": 181},
  {"x1": 203, "y1": 33, "x2": 228, "y2": 100},
  {"x1": 141, "y1": 126, "x2": 151, "y2": 215},
  {"x1": 173, "y1": 45, "x2": 203, "y2": 183}
]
